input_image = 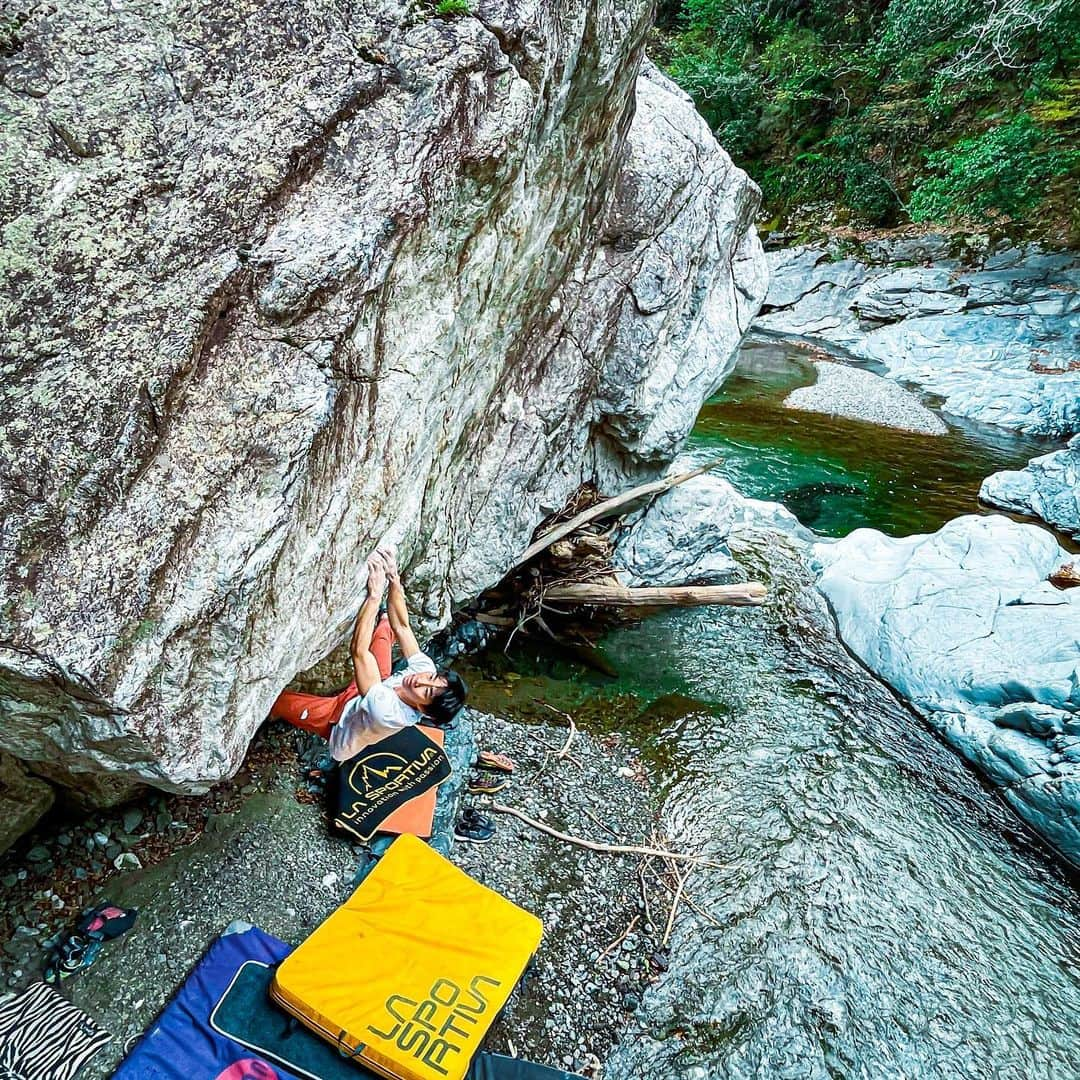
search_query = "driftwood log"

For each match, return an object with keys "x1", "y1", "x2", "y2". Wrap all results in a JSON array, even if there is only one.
[
  {"x1": 510, "y1": 463, "x2": 717, "y2": 570},
  {"x1": 542, "y1": 582, "x2": 768, "y2": 608}
]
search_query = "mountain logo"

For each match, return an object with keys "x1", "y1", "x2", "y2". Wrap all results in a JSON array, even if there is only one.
[{"x1": 358, "y1": 753, "x2": 408, "y2": 794}]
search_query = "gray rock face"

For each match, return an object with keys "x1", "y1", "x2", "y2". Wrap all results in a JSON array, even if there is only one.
[
  {"x1": 0, "y1": 752, "x2": 55, "y2": 854},
  {"x1": 980, "y1": 436, "x2": 1080, "y2": 539},
  {"x1": 757, "y1": 240, "x2": 1080, "y2": 436},
  {"x1": 614, "y1": 470, "x2": 812, "y2": 586},
  {"x1": 813, "y1": 515, "x2": 1080, "y2": 865},
  {"x1": 0, "y1": 2, "x2": 765, "y2": 799}
]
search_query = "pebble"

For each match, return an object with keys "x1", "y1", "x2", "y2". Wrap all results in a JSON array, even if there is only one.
[
  {"x1": 122, "y1": 809, "x2": 144, "y2": 834},
  {"x1": 26, "y1": 846, "x2": 50, "y2": 863},
  {"x1": 93, "y1": 832, "x2": 109, "y2": 848},
  {"x1": 113, "y1": 852, "x2": 142, "y2": 871}
]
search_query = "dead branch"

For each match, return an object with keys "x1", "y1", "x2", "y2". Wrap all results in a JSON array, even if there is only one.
[
  {"x1": 596, "y1": 913, "x2": 640, "y2": 968},
  {"x1": 511, "y1": 463, "x2": 720, "y2": 570},
  {"x1": 662, "y1": 863, "x2": 692, "y2": 948},
  {"x1": 490, "y1": 803, "x2": 721, "y2": 865},
  {"x1": 542, "y1": 582, "x2": 768, "y2": 607},
  {"x1": 539, "y1": 702, "x2": 578, "y2": 759}
]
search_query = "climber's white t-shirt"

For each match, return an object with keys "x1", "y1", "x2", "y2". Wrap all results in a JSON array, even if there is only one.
[{"x1": 328, "y1": 652, "x2": 437, "y2": 762}]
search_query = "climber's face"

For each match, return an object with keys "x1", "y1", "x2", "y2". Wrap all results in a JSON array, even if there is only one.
[{"x1": 395, "y1": 671, "x2": 449, "y2": 711}]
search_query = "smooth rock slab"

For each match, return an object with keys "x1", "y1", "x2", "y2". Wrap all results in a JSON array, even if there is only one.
[
  {"x1": 980, "y1": 436, "x2": 1080, "y2": 539},
  {"x1": 813, "y1": 515, "x2": 1080, "y2": 864},
  {"x1": 757, "y1": 241, "x2": 1080, "y2": 436},
  {"x1": 614, "y1": 471, "x2": 812, "y2": 586},
  {"x1": 783, "y1": 360, "x2": 947, "y2": 435}
]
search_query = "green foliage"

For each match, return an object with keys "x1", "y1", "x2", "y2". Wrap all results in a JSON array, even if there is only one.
[
  {"x1": 434, "y1": 0, "x2": 470, "y2": 15},
  {"x1": 908, "y1": 115, "x2": 1080, "y2": 222},
  {"x1": 658, "y1": 0, "x2": 1080, "y2": 235}
]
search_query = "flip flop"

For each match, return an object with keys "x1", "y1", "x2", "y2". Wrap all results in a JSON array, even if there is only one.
[{"x1": 474, "y1": 750, "x2": 516, "y2": 774}]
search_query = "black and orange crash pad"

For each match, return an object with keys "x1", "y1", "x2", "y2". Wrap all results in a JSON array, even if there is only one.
[
  {"x1": 332, "y1": 726, "x2": 451, "y2": 841},
  {"x1": 213, "y1": 960, "x2": 583, "y2": 1080},
  {"x1": 377, "y1": 726, "x2": 445, "y2": 839},
  {"x1": 270, "y1": 834, "x2": 544, "y2": 1080}
]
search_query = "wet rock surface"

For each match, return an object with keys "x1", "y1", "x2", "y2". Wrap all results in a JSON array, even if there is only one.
[
  {"x1": 980, "y1": 435, "x2": 1080, "y2": 539},
  {"x1": 0, "y1": 0, "x2": 765, "y2": 814},
  {"x1": 756, "y1": 239, "x2": 1080, "y2": 436},
  {"x1": 813, "y1": 514, "x2": 1080, "y2": 865}
]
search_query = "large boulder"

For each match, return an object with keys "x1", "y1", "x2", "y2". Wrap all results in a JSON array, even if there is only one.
[
  {"x1": 756, "y1": 239, "x2": 1080, "y2": 436},
  {"x1": 614, "y1": 470, "x2": 811, "y2": 586},
  {"x1": 0, "y1": 753, "x2": 55, "y2": 853},
  {"x1": 980, "y1": 436, "x2": 1080, "y2": 539},
  {"x1": 813, "y1": 515, "x2": 1080, "y2": 864},
  {"x1": 0, "y1": 2, "x2": 765, "y2": 802}
]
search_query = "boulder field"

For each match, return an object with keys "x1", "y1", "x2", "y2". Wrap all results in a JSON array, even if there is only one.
[{"x1": 0, "y1": 0, "x2": 766, "y2": 837}]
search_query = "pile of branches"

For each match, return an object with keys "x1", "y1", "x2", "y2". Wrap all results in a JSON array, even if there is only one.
[
  {"x1": 475, "y1": 482, "x2": 629, "y2": 647},
  {"x1": 471, "y1": 463, "x2": 767, "y2": 648}
]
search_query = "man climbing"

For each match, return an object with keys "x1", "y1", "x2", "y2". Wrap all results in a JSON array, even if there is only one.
[{"x1": 271, "y1": 548, "x2": 467, "y2": 760}]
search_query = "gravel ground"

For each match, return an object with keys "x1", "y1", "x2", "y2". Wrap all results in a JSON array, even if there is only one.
[
  {"x1": 0, "y1": 710, "x2": 669, "y2": 1079},
  {"x1": 455, "y1": 712, "x2": 670, "y2": 1076},
  {"x1": 784, "y1": 359, "x2": 948, "y2": 434}
]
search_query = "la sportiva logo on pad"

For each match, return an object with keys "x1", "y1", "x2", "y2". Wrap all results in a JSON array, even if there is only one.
[
  {"x1": 367, "y1": 974, "x2": 502, "y2": 1076},
  {"x1": 332, "y1": 727, "x2": 451, "y2": 841}
]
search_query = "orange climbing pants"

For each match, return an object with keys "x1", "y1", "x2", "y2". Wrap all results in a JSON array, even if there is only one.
[{"x1": 271, "y1": 614, "x2": 395, "y2": 741}]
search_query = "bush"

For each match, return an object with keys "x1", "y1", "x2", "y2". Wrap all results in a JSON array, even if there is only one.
[
  {"x1": 434, "y1": 0, "x2": 470, "y2": 15},
  {"x1": 658, "y1": 0, "x2": 1078, "y2": 234},
  {"x1": 908, "y1": 114, "x2": 1079, "y2": 222}
]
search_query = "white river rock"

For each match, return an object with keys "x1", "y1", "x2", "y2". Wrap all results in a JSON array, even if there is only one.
[
  {"x1": 980, "y1": 436, "x2": 1080, "y2": 539},
  {"x1": 0, "y1": 0, "x2": 765, "y2": 816},
  {"x1": 813, "y1": 515, "x2": 1080, "y2": 864},
  {"x1": 615, "y1": 470, "x2": 812, "y2": 586},
  {"x1": 756, "y1": 239, "x2": 1080, "y2": 437}
]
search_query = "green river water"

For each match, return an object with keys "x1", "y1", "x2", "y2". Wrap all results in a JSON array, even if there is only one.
[
  {"x1": 687, "y1": 337, "x2": 1057, "y2": 539},
  {"x1": 469, "y1": 339, "x2": 1080, "y2": 1078}
]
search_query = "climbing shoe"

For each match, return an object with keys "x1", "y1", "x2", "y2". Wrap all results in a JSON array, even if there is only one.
[
  {"x1": 474, "y1": 750, "x2": 516, "y2": 774},
  {"x1": 454, "y1": 807, "x2": 495, "y2": 844},
  {"x1": 467, "y1": 773, "x2": 509, "y2": 796}
]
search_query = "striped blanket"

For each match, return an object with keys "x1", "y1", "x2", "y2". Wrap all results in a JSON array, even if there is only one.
[{"x1": 0, "y1": 981, "x2": 109, "y2": 1080}]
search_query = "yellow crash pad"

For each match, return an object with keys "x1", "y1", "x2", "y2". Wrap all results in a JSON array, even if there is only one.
[{"x1": 270, "y1": 833, "x2": 543, "y2": 1080}]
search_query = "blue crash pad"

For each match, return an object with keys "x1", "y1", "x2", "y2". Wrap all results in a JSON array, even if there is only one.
[{"x1": 114, "y1": 923, "x2": 583, "y2": 1080}]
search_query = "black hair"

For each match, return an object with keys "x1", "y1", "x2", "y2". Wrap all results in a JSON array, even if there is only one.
[{"x1": 425, "y1": 669, "x2": 468, "y2": 725}]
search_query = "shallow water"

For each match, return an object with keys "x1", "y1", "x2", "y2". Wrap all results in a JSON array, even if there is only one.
[
  {"x1": 690, "y1": 339, "x2": 1057, "y2": 537},
  {"x1": 465, "y1": 541, "x2": 1080, "y2": 1079}
]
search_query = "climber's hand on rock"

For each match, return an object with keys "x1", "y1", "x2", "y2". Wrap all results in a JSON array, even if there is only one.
[{"x1": 366, "y1": 553, "x2": 387, "y2": 597}]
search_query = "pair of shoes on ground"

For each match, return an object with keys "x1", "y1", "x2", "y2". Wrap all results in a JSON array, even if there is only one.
[
  {"x1": 454, "y1": 806, "x2": 495, "y2": 844},
  {"x1": 466, "y1": 748, "x2": 516, "y2": 795}
]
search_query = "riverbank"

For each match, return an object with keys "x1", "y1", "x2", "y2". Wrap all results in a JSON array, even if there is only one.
[{"x1": 0, "y1": 710, "x2": 668, "y2": 1078}]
